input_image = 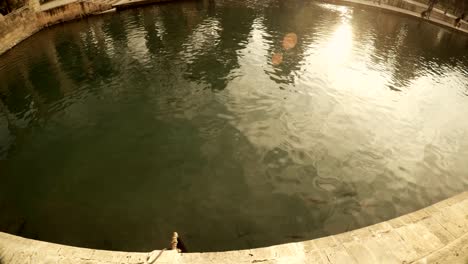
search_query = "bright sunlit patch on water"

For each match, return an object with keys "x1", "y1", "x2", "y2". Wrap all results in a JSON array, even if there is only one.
[
  {"x1": 316, "y1": 3, "x2": 351, "y2": 14},
  {"x1": 126, "y1": 27, "x2": 151, "y2": 65},
  {"x1": 325, "y1": 22, "x2": 353, "y2": 65},
  {"x1": 155, "y1": 18, "x2": 166, "y2": 40}
]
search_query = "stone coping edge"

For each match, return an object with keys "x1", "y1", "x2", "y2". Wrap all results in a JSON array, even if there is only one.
[
  {"x1": 1, "y1": 191, "x2": 467, "y2": 263},
  {"x1": 319, "y1": 0, "x2": 468, "y2": 35}
]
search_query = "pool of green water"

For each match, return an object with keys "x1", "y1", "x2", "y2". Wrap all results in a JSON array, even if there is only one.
[{"x1": 0, "y1": 0, "x2": 467, "y2": 252}]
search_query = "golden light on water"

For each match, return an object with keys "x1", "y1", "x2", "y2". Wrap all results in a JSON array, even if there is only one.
[{"x1": 324, "y1": 22, "x2": 353, "y2": 64}]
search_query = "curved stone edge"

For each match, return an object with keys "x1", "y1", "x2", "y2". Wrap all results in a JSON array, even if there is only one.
[
  {"x1": 319, "y1": 0, "x2": 468, "y2": 36},
  {"x1": 0, "y1": 1, "x2": 115, "y2": 57},
  {"x1": 1, "y1": 191, "x2": 468, "y2": 264}
]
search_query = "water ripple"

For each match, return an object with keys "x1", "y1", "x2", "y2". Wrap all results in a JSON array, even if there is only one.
[{"x1": 0, "y1": 0, "x2": 467, "y2": 253}]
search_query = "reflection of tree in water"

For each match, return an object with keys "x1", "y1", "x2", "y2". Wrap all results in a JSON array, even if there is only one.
[
  {"x1": 56, "y1": 20, "x2": 115, "y2": 83},
  {"x1": 157, "y1": 3, "x2": 193, "y2": 54},
  {"x1": 262, "y1": 0, "x2": 319, "y2": 85},
  {"x1": 104, "y1": 12, "x2": 128, "y2": 44},
  {"x1": 0, "y1": 62, "x2": 45, "y2": 159},
  {"x1": 0, "y1": 1, "x2": 362, "y2": 250},
  {"x1": 55, "y1": 31, "x2": 90, "y2": 84},
  {"x1": 0, "y1": 0, "x2": 467, "y2": 253},
  {"x1": 0, "y1": 99, "x2": 18, "y2": 159},
  {"x1": 142, "y1": 7, "x2": 164, "y2": 56},
  {"x1": 181, "y1": 0, "x2": 256, "y2": 90},
  {"x1": 0, "y1": 15, "x2": 123, "y2": 158},
  {"x1": 0, "y1": 67, "x2": 41, "y2": 238},
  {"x1": 365, "y1": 12, "x2": 419, "y2": 89}
]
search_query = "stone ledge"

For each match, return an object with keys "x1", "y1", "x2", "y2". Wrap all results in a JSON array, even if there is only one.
[
  {"x1": 1, "y1": 191, "x2": 467, "y2": 263},
  {"x1": 320, "y1": 0, "x2": 468, "y2": 35},
  {"x1": 0, "y1": 1, "x2": 115, "y2": 56}
]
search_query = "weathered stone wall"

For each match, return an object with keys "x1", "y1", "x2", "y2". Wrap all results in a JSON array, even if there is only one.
[
  {"x1": 431, "y1": 12, "x2": 468, "y2": 30},
  {"x1": 324, "y1": 0, "x2": 468, "y2": 32},
  {"x1": 28, "y1": 0, "x2": 41, "y2": 11},
  {"x1": 0, "y1": 1, "x2": 112, "y2": 56},
  {"x1": 0, "y1": 7, "x2": 40, "y2": 56},
  {"x1": 382, "y1": 0, "x2": 426, "y2": 12},
  {"x1": 379, "y1": 0, "x2": 468, "y2": 30},
  {"x1": 37, "y1": 1, "x2": 111, "y2": 27}
]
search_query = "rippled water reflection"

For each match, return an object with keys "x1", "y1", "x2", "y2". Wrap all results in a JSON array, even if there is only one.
[{"x1": 0, "y1": 0, "x2": 467, "y2": 252}]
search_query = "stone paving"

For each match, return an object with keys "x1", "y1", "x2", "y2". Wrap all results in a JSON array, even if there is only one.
[{"x1": 1, "y1": 191, "x2": 467, "y2": 264}]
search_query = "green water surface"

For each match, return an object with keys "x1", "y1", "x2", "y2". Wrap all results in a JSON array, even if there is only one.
[{"x1": 0, "y1": 0, "x2": 468, "y2": 252}]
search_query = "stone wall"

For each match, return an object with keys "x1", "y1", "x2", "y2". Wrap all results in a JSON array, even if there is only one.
[
  {"x1": 383, "y1": 0, "x2": 425, "y2": 13},
  {"x1": 37, "y1": 1, "x2": 112, "y2": 27},
  {"x1": 381, "y1": 0, "x2": 468, "y2": 30},
  {"x1": 325, "y1": 0, "x2": 468, "y2": 32},
  {"x1": 0, "y1": 1, "x2": 112, "y2": 56},
  {"x1": 0, "y1": 7, "x2": 39, "y2": 56}
]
